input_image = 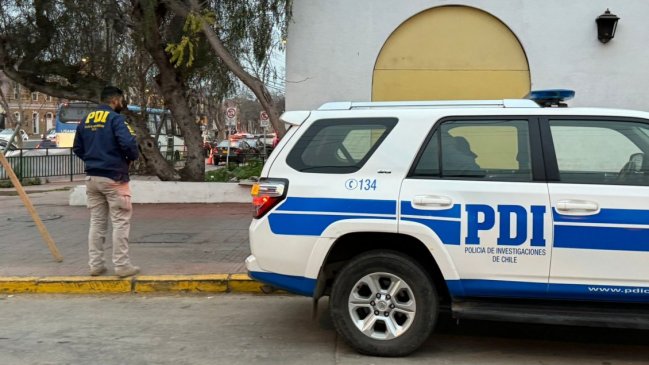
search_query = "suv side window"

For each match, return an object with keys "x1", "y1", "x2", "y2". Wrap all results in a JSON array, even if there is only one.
[
  {"x1": 549, "y1": 119, "x2": 649, "y2": 186},
  {"x1": 412, "y1": 119, "x2": 532, "y2": 181},
  {"x1": 287, "y1": 118, "x2": 397, "y2": 173}
]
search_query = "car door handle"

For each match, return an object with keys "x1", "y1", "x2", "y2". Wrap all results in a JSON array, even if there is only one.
[
  {"x1": 412, "y1": 195, "x2": 453, "y2": 207},
  {"x1": 556, "y1": 200, "x2": 600, "y2": 214}
]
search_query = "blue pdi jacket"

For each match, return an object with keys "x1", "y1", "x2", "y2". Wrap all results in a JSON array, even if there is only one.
[{"x1": 73, "y1": 105, "x2": 139, "y2": 182}]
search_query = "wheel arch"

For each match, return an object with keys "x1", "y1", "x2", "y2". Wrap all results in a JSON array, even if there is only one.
[{"x1": 313, "y1": 232, "x2": 453, "y2": 305}]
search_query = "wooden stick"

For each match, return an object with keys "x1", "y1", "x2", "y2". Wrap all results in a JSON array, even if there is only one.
[{"x1": 0, "y1": 151, "x2": 63, "y2": 262}]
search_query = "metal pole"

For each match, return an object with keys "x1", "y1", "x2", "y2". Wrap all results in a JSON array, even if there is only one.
[
  {"x1": 69, "y1": 147, "x2": 73, "y2": 182},
  {"x1": 262, "y1": 126, "x2": 267, "y2": 162},
  {"x1": 19, "y1": 148, "x2": 23, "y2": 180},
  {"x1": 226, "y1": 141, "x2": 230, "y2": 166}
]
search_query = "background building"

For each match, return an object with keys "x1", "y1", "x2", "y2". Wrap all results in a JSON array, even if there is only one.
[
  {"x1": 0, "y1": 72, "x2": 61, "y2": 136},
  {"x1": 286, "y1": 0, "x2": 648, "y2": 111}
]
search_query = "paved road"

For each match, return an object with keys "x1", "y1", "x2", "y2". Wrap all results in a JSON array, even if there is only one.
[{"x1": 1, "y1": 294, "x2": 648, "y2": 365}]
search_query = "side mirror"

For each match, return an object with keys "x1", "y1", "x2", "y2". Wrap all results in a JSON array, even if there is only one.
[{"x1": 629, "y1": 153, "x2": 644, "y2": 172}]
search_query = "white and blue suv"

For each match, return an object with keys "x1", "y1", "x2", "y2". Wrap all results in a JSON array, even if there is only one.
[{"x1": 247, "y1": 91, "x2": 649, "y2": 356}]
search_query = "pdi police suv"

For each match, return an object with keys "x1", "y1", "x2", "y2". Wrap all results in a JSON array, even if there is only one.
[{"x1": 247, "y1": 90, "x2": 649, "y2": 356}]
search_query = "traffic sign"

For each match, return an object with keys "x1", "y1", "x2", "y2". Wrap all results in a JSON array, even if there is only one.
[
  {"x1": 226, "y1": 107, "x2": 237, "y2": 127},
  {"x1": 260, "y1": 110, "x2": 270, "y2": 128}
]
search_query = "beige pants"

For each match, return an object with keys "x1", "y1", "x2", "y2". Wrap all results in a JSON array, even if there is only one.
[{"x1": 85, "y1": 176, "x2": 134, "y2": 270}]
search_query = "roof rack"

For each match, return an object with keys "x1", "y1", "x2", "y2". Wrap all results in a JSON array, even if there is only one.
[{"x1": 317, "y1": 99, "x2": 540, "y2": 110}]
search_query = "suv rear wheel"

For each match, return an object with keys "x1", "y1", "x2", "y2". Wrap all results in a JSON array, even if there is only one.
[{"x1": 329, "y1": 250, "x2": 438, "y2": 356}]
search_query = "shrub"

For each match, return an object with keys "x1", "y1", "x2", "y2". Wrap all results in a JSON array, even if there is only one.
[
  {"x1": 205, "y1": 160, "x2": 263, "y2": 182},
  {"x1": 0, "y1": 177, "x2": 42, "y2": 188}
]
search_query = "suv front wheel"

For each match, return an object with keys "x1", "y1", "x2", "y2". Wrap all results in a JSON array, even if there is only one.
[{"x1": 329, "y1": 250, "x2": 438, "y2": 357}]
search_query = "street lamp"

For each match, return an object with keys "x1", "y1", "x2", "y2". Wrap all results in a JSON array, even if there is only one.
[{"x1": 596, "y1": 9, "x2": 620, "y2": 44}]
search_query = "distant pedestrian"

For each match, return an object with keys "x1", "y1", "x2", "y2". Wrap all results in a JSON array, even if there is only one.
[{"x1": 72, "y1": 86, "x2": 140, "y2": 277}]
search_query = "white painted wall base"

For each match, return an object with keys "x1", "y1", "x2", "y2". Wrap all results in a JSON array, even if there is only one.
[{"x1": 69, "y1": 180, "x2": 252, "y2": 206}]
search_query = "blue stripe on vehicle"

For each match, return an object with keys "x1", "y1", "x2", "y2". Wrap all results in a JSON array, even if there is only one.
[
  {"x1": 401, "y1": 218, "x2": 461, "y2": 245},
  {"x1": 554, "y1": 225, "x2": 649, "y2": 252},
  {"x1": 446, "y1": 279, "x2": 649, "y2": 303},
  {"x1": 400, "y1": 202, "x2": 461, "y2": 219},
  {"x1": 553, "y1": 208, "x2": 649, "y2": 225},
  {"x1": 268, "y1": 213, "x2": 394, "y2": 236},
  {"x1": 276, "y1": 197, "x2": 396, "y2": 215},
  {"x1": 248, "y1": 271, "x2": 316, "y2": 296},
  {"x1": 547, "y1": 282, "x2": 649, "y2": 302},
  {"x1": 446, "y1": 279, "x2": 548, "y2": 298}
]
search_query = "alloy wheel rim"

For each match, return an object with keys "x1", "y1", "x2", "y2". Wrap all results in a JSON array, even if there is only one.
[{"x1": 347, "y1": 272, "x2": 416, "y2": 340}]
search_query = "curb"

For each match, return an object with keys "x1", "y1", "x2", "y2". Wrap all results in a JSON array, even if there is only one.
[
  {"x1": 69, "y1": 181, "x2": 252, "y2": 206},
  {"x1": 0, "y1": 274, "x2": 285, "y2": 295},
  {"x1": 0, "y1": 187, "x2": 71, "y2": 196}
]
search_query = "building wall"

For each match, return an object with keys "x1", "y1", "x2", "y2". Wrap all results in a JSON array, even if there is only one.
[
  {"x1": 286, "y1": 0, "x2": 649, "y2": 111},
  {"x1": 0, "y1": 72, "x2": 61, "y2": 136}
]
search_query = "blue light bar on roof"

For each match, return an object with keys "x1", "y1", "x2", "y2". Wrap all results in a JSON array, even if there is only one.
[{"x1": 527, "y1": 89, "x2": 575, "y2": 107}]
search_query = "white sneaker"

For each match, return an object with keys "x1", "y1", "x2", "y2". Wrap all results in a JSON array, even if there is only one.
[
  {"x1": 90, "y1": 266, "x2": 107, "y2": 276},
  {"x1": 115, "y1": 266, "x2": 140, "y2": 278}
]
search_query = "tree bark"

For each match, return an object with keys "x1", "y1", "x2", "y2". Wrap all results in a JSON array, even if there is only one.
[
  {"x1": 133, "y1": 0, "x2": 205, "y2": 182},
  {"x1": 124, "y1": 110, "x2": 181, "y2": 181}
]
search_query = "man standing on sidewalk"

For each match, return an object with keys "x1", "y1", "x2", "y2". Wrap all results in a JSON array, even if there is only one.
[{"x1": 73, "y1": 86, "x2": 140, "y2": 277}]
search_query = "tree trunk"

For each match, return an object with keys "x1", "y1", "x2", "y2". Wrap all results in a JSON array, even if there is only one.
[
  {"x1": 133, "y1": 0, "x2": 205, "y2": 181},
  {"x1": 125, "y1": 111, "x2": 181, "y2": 180}
]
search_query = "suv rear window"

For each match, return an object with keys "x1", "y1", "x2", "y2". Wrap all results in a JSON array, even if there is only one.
[{"x1": 287, "y1": 118, "x2": 397, "y2": 173}]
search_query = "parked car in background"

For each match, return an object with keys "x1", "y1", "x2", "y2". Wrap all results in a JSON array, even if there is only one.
[
  {"x1": 0, "y1": 138, "x2": 18, "y2": 152},
  {"x1": 42, "y1": 128, "x2": 56, "y2": 143},
  {"x1": 0, "y1": 128, "x2": 29, "y2": 142},
  {"x1": 243, "y1": 139, "x2": 265, "y2": 154},
  {"x1": 211, "y1": 140, "x2": 257, "y2": 165},
  {"x1": 36, "y1": 139, "x2": 57, "y2": 149},
  {"x1": 251, "y1": 133, "x2": 276, "y2": 156},
  {"x1": 255, "y1": 133, "x2": 276, "y2": 147}
]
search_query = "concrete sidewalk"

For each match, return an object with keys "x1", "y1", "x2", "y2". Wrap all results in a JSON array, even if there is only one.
[{"x1": 0, "y1": 185, "x2": 265, "y2": 294}]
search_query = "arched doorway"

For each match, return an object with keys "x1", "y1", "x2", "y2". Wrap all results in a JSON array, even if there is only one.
[{"x1": 372, "y1": 6, "x2": 530, "y2": 101}]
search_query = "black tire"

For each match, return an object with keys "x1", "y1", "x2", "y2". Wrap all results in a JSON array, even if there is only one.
[{"x1": 329, "y1": 250, "x2": 438, "y2": 357}]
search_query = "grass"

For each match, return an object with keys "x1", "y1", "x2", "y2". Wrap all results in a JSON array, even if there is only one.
[
  {"x1": 205, "y1": 160, "x2": 263, "y2": 182},
  {"x1": 0, "y1": 177, "x2": 42, "y2": 188}
]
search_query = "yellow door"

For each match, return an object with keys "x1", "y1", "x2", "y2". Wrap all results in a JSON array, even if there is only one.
[{"x1": 373, "y1": 6, "x2": 530, "y2": 101}]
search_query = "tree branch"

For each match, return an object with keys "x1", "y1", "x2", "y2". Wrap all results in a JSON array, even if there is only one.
[{"x1": 165, "y1": 0, "x2": 286, "y2": 136}]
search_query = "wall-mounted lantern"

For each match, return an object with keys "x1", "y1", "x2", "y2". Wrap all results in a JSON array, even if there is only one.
[{"x1": 596, "y1": 9, "x2": 619, "y2": 43}]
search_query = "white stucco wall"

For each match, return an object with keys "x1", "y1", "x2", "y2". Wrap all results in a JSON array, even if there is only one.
[{"x1": 286, "y1": 0, "x2": 649, "y2": 111}]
